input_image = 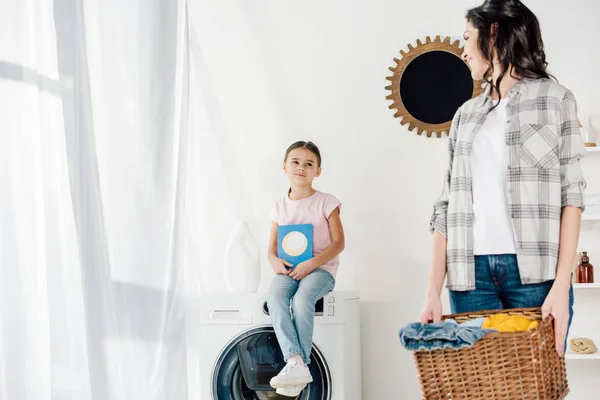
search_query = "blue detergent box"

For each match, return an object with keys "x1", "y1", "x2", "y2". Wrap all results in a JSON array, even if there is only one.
[{"x1": 277, "y1": 224, "x2": 313, "y2": 268}]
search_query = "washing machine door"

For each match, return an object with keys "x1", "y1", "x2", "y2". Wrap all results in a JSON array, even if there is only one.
[{"x1": 212, "y1": 326, "x2": 331, "y2": 400}]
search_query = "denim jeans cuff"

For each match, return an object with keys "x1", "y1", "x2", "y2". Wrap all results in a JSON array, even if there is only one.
[{"x1": 283, "y1": 348, "x2": 303, "y2": 362}]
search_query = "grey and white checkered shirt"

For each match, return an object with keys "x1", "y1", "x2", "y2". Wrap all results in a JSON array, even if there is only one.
[{"x1": 430, "y1": 78, "x2": 586, "y2": 291}]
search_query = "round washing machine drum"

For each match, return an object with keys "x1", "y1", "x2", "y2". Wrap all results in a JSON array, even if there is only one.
[{"x1": 212, "y1": 326, "x2": 331, "y2": 399}]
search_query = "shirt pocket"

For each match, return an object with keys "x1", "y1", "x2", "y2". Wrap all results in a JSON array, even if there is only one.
[{"x1": 519, "y1": 124, "x2": 559, "y2": 169}]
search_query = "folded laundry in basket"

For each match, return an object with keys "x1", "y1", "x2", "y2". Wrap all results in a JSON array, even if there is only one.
[
  {"x1": 569, "y1": 337, "x2": 598, "y2": 354},
  {"x1": 398, "y1": 321, "x2": 496, "y2": 351},
  {"x1": 443, "y1": 317, "x2": 487, "y2": 328},
  {"x1": 482, "y1": 313, "x2": 539, "y2": 332}
]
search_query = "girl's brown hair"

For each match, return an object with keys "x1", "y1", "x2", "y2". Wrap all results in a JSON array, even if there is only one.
[{"x1": 284, "y1": 141, "x2": 322, "y2": 167}]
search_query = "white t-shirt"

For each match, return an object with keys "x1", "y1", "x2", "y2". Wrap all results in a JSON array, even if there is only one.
[{"x1": 471, "y1": 98, "x2": 516, "y2": 255}]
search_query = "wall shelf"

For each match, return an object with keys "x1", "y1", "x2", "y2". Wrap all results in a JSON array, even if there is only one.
[
  {"x1": 565, "y1": 352, "x2": 600, "y2": 360},
  {"x1": 573, "y1": 283, "x2": 600, "y2": 289},
  {"x1": 581, "y1": 214, "x2": 600, "y2": 221},
  {"x1": 585, "y1": 147, "x2": 600, "y2": 153}
]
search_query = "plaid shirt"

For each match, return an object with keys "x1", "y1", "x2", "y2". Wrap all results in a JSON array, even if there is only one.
[{"x1": 430, "y1": 78, "x2": 586, "y2": 291}]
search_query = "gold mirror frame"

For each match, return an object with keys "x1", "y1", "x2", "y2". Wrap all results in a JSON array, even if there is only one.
[{"x1": 385, "y1": 36, "x2": 485, "y2": 138}]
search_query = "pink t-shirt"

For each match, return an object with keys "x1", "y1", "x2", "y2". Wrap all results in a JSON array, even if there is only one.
[{"x1": 270, "y1": 191, "x2": 342, "y2": 279}]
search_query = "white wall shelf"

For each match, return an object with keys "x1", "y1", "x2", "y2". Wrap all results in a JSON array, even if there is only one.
[
  {"x1": 581, "y1": 214, "x2": 600, "y2": 221},
  {"x1": 565, "y1": 351, "x2": 600, "y2": 360},
  {"x1": 567, "y1": 143, "x2": 600, "y2": 400},
  {"x1": 573, "y1": 283, "x2": 600, "y2": 289}
]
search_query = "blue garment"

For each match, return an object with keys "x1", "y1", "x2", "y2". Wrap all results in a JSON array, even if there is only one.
[
  {"x1": 399, "y1": 321, "x2": 495, "y2": 351},
  {"x1": 449, "y1": 255, "x2": 574, "y2": 327},
  {"x1": 267, "y1": 268, "x2": 335, "y2": 365},
  {"x1": 444, "y1": 317, "x2": 487, "y2": 328}
]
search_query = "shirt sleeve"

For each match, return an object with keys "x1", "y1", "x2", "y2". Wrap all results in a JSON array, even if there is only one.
[
  {"x1": 270, "y1": 201, "x2": 279, "y2": 224},
  {"x1": 558, "y1": 90, "x2": 586, "y2": 210},
  {"x1": 429, "y1": 108, "x2": 459, "y2": 237},
  {"x1": 323, "y1": 194, "x2": 342, "y2": 219}
]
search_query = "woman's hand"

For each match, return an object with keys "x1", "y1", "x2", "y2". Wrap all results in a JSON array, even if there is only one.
[
  {"x1": 419, "y1": 295, "x2": 443, "y2": 323},
  {"x1": 542, "y1": 284, "x2": 571, "y2": 357}
]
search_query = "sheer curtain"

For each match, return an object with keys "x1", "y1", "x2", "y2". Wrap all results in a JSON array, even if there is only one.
[{"x1": 0, "y1": 0, "x2": 195, "y2": 398}]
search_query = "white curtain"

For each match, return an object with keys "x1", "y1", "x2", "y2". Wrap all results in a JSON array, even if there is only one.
[{"x1": 0, "y1": 0, "x2": 200, "y2": 398}]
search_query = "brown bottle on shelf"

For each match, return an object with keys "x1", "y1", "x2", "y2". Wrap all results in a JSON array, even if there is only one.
[{"x1": 577, "y1": 252, "x2": 594, "y2": 284}]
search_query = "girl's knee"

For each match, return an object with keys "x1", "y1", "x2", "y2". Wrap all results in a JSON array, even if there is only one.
[
  {"x1": 291, "y1": 294, "x2": 315, "y2": 313},
  {"x1": 267, "y1": 290, "x2": 291, "y2": 310}
]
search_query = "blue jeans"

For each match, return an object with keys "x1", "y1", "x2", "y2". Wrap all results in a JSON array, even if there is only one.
[
  {"x1": 267, "y1": 268, "x2": 335, "y2": 365},
  {"x1": 399, "y1": 321, "x2": 494, "y2": 351},
  {"x1": 449, "y1": 255, "x2": 574, "y2": 333}
]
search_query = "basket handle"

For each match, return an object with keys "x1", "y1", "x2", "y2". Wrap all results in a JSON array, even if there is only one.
[
  {"x1": 542, "y1": 313, "x2": 554, "y2": 323},
  {"x1": 441, "y1": 307, "x2": 546, "y2": 322}
]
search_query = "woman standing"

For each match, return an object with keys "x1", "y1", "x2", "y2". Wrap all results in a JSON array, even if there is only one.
[{"x1": 420, "y1": 0, "x2": 586, "y2": 357}]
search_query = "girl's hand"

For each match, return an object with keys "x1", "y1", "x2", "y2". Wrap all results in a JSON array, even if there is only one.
[
  {"x1": 289, "y1": 261, "x2": 315, "y2": 280},
  {"x1": 272, "y1": 258, "x2": 292, "y2": 275},
  {"x1": 542, "y1": 284, "x2": 570, "y2": 357},
  {"x1": 419, "y1": 295, "x2": 443, "y2": 323}
]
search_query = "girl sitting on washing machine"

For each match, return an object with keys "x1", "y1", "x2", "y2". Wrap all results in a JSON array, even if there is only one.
[{"x1": 267, "y1": 140, "x2": 345, "y2": 397}]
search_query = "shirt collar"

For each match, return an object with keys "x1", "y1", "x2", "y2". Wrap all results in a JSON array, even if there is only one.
[{"x1": 482, "y1": 77, "x2": 534, "y2": 101}]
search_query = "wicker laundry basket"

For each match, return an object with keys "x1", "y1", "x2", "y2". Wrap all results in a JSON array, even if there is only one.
[{"x1": 413, "y1": 308, "x2": 569, "y2": 400}]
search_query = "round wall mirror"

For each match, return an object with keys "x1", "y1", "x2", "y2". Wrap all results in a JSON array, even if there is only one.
[{"x1": 385, "y1": 36, "x2": 484, "y2": 138}]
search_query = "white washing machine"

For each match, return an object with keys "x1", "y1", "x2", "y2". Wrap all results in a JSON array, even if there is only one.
[{"x1": 185, "y1": 291, "x2": 361, "y2": 400}]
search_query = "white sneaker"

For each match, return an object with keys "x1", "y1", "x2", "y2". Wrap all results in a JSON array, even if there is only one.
[
  {"x1": 269, "y1": 360, "x2": 313, "y2": 388},
  {"x1": 276, "y1": 383, "x2": 306, "y2": 397}
]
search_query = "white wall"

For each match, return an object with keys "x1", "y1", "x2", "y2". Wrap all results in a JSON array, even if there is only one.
[{"x1": 189, "y1": 0, "x2": 600, "y2": 398}]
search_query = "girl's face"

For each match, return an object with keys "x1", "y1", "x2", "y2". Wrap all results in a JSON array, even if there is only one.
[
  {"x1": 462, "y1": 21, "x2": 489, "y2": 81},
  {"x1": 283, "y1": 147, "x2": 321, "y2": 187}
]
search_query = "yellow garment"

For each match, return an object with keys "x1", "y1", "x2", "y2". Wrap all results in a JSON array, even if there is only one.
[{"x1": 482, "y1": 313, "x2": 539, "y2": 332}]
